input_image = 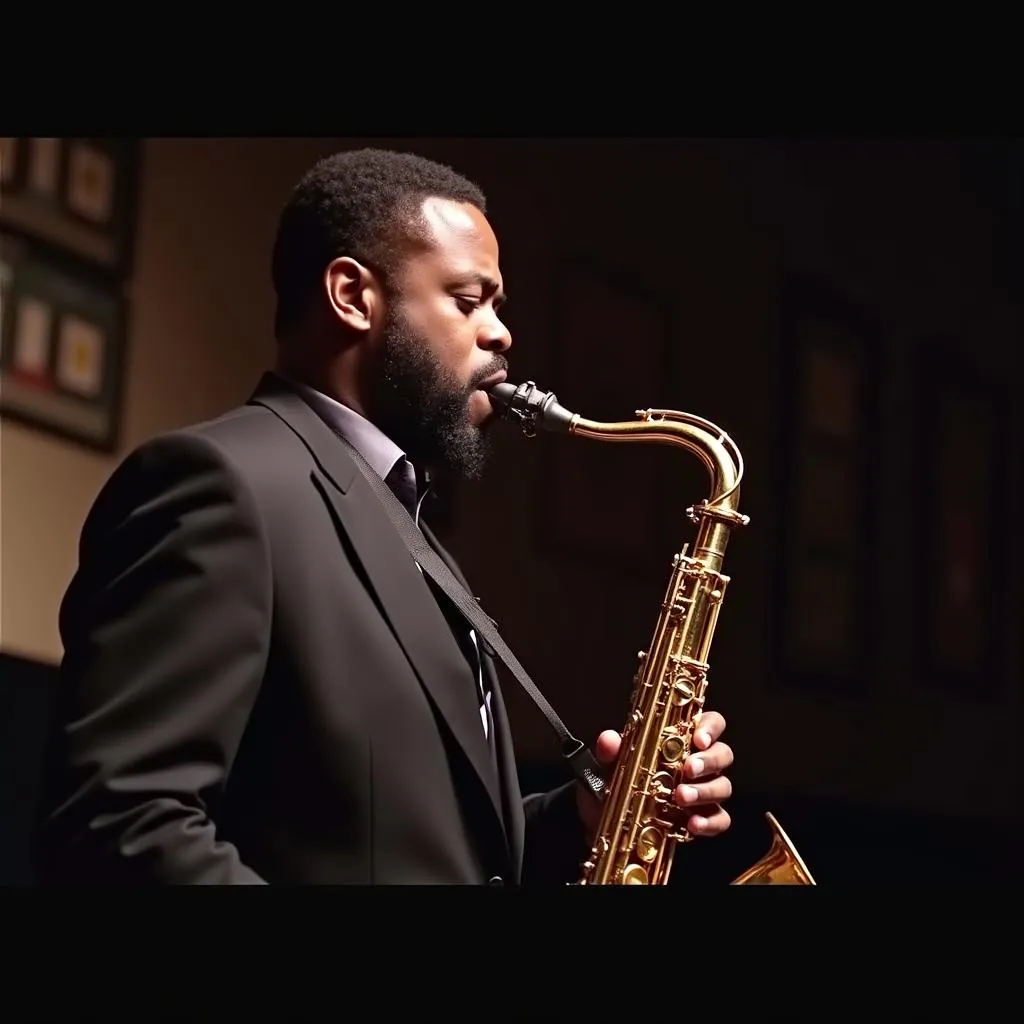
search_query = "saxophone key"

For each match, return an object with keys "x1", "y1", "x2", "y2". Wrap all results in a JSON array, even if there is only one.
[
  {"x1": 621, "y1": 864, "x2": 649, "y2": 885},
  {"x1": 636, "y1": 826, "x2": 663, "y2": 863},
  {"x1": 660, "y1": 731, "x2": 687, "y2": 764},
  {"x1": 649, "y1": 771, "x2": 676, "y2": 804},
  {"x1": 666, "y1": 828, "x2": 692, "y2": 844},
  {"x1": 671, "y1": 680, "x2": 695, "y2": 705}
]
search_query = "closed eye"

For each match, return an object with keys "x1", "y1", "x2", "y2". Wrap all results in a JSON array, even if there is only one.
[
  {"x1": 450, "y1": 271, "x2": 507, "y2": 314},
  {"x1": 454, "y1": 294, "x2": 507, "y2": 315}
]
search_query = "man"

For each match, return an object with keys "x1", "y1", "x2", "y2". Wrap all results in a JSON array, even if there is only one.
[{"x1": 33, "y1": 147, "x2": 734, "y2": 885}]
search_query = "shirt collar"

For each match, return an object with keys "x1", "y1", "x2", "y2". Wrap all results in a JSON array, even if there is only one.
[{"x1": 279, "y1": 372, "x2": 428, "y2": 512}]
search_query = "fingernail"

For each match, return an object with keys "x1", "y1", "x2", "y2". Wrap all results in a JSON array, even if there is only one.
[
  {"x1": 688, "y1": 757, "x2": 704, "y2": 776},
  {"x1": 697, "y1": 729, "x2": 711, "y2": 748},
  {"x1": 681, "y1": 785, "x2": 699, "y2": 803},
  {"x1": 691, "y1": 816, "x2": 708, "y2": 832}
]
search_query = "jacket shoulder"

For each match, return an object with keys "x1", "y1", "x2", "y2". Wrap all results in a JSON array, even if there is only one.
[
  {"x1": 80, "y1": 402, "x2": 306, "y2": 537},
  {"x1": 127, "y1": 401, "x2": 307, "y2": 484}
]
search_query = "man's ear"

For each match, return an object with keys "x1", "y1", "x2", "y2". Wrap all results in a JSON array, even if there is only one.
[{"x1": 323, "y1": 257, "x2": 379, "y2": 334}]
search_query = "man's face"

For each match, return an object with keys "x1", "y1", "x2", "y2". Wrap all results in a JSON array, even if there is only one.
[{"x1": 362, "y1": 197, "x2": 512, "y2": 479}]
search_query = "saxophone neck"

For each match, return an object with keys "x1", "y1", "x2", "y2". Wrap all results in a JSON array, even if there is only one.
[{"x1": 487, "y1": 381, "x2": 750, "y2": 543}]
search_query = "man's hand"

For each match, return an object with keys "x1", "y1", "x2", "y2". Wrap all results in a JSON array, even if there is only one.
[{"x1": 576, "y1": 711, "x2": 734, "y2": 839}]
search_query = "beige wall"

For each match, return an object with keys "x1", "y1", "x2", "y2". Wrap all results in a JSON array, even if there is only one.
[
  {"x1": 1, "y1": 138, "x2": 339, "y2": 661},
  {"x1": 2, "y1": 138, "x2": 1020, "y2": 826}
]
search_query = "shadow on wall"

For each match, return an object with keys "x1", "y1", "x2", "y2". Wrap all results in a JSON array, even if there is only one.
[{"x1": 2, "y1": 651, "x2": 1019, "y2": 886}]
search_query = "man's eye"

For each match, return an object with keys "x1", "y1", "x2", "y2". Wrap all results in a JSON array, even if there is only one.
[{"x1": 455, "y1": 296, "x2": 480, "y2": 312}]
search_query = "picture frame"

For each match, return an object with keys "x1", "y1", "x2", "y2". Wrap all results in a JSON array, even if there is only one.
[
  {"x1": 912, "y1": 337, "x2": 1005, "y2": 699},
  {"x1": 0, "y1": 230, "x2": 128, "y2": 453},
  {"x1": 538, "y1": 258, "x2": 675, "y2": 576},
  {"x1": 773, "y1": 274, "x2": 882, "y2": 695},
  {"x1": 0, "y1": 137, "x2": 141, "y2": 276}
]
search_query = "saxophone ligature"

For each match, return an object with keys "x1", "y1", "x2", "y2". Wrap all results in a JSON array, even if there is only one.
[{"x1": 487, "y1": 380, "x2": 816, "y2": 887}]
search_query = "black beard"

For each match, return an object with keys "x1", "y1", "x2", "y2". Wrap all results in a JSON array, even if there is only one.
[{"x1": 362, "y1": 308, "x2": 504, "y2": 481}]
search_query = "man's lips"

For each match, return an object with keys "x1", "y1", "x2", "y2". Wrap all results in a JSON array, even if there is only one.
[{"x1": 475, "y1": 370, "x2": 508, "y2": 392}]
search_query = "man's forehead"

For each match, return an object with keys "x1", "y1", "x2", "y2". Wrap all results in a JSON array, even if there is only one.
[
  {"x1": 420, "y1": 196, "x2": 499, "y2": 257},
  {"x1": 420, "y1": 195, "x2": 483, "y2": 238},
  {"x1": 414, "y1": 196, "x2": 502, "y2": 284}
]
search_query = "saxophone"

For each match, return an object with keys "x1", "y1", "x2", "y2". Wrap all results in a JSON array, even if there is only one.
[{"x1": 487, "y1": 380, "x2": 816, "y2": 886}]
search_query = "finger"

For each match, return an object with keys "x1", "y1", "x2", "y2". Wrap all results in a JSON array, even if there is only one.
[
  {"x1": 684, "y1": 740, "x2": 734, "y2": 779},
  {"x1": 595, "y1": 730, "x2": 620, "y2": 766},
  {"x1": 692, "y1": 710, "x2": 726, "y2": 750},
  {"x1": 673, "y1": 774, "x2": 733, "y2": 808},
  {"x1": 686, "y1": 805, "x2": 731, "y2": 837}
]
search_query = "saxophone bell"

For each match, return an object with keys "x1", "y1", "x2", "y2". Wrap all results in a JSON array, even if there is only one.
[
  {"x1": 731, "y1": 813, "x2": 817, "y2": 885},
  {"x1": 487, "y1": 378, "x2": 817, "y2": 887}
]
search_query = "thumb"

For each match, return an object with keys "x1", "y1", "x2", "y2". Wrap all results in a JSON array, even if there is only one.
[{"x1": 595, "y1": 729, "x2": 620, "y2": 768}]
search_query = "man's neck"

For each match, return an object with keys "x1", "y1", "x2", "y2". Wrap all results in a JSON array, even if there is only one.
[
  {"x1": 273, "y1": 353, "x2": 440, "y2": 486},
  {"x1": 274, "y1": 348, "x2": 368, "y2": 419}
]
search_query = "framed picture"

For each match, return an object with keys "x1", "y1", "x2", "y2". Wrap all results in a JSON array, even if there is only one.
[
  {"x1": 538, "y1": 259, "x2": 675, "y2": 574},
  {"x1": 913, "y1": 339, "x2": 1005, "y2": 698},
  {"x1": 773, "y1": 274, "x2": 882, "y2": 695},
  {"x1": 0, "y1": 231, "x2": 128, "y2": 452},
  {"x1": 0, "y1": 137, "x2": 140, "y2": 276}
]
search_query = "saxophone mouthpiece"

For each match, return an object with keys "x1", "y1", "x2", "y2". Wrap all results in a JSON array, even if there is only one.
[
  {"x1": 486, "y1": 380, "x2": 576, "y2": 436},
  {"x1": 485, "y1": 381, "x2": 519, "y2": 410}
]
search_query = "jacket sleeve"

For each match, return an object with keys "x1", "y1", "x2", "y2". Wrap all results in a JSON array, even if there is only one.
[
  {"x1": 521, "y1": 781, "x2": 590, "y2": 885},
  {"x1": 33, "y1": 431, "x2": 273, "y2": 885}
]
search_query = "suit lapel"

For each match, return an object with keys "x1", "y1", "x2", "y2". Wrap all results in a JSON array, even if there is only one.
[
  {"x1": 247, "y1": 373, "x2": 508, "y2": 851},
  {"x1": 481, "y1": 659, "x2": 526, "y2": 881},
  {"x1": 420, "y1": 521, "x2": 527, "y2": 880}
]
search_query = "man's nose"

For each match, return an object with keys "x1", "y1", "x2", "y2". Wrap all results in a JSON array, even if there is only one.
[{"x1": 479, "y1": 316, "x2": 511, "y2": 353}]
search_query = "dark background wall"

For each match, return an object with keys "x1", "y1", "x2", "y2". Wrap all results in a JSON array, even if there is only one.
[{"x1": 2, "y1": 137, "x2": 1020, "y2": 885}]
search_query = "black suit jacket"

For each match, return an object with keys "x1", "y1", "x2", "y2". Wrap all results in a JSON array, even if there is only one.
[{"x1": 33, "y1": 372, "x2": 586, "y2": 885}]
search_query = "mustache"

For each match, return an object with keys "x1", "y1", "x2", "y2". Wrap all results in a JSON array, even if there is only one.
[{"x1": 468, "y1": 355, "x2": 509, "y2": 392}]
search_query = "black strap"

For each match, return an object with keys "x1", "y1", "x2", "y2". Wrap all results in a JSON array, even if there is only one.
[{"x1": 333, "y1": 433, "x2": 606, "y2": 803}]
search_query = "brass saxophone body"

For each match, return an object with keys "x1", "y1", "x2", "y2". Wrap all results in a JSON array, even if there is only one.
[{"x1": 488, "y1": 381, "x2": 815, "y2": 887}]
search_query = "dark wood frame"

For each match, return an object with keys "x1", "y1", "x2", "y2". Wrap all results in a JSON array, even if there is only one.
[
  {"x1": 0, "y1": 137, "x2": 141, "y2": 277},
  {"x1": 0, "y1": 138, "x2": 139, "y2": 453},
  {"x1": 912, "y1": 337, "x2": 1007, "y2": 699},
  {"x1": 537, "y1": 256, "x2": 677, "y2": 577},
  {"x1": 772, "y1": 273, "x2": 883, "y2": 696}
]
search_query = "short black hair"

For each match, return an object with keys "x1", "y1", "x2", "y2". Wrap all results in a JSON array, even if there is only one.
[{"x1": 270, "y1": 147, "x2": 487, "y2": 338}]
